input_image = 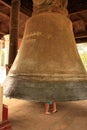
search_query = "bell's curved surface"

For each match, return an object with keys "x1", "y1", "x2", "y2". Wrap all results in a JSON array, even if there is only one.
[{"x1": 3, "y1": 0, "x2": 87, "y2": 102}]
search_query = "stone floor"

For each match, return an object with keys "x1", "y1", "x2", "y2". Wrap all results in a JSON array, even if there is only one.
[{"x1": 3, "y1": 98, "x2": 87, "y2": 130}]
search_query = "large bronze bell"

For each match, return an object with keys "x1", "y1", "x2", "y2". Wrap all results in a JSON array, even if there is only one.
[{"x1": 3, "y1": 0, "x2": 87, "y2": 102}]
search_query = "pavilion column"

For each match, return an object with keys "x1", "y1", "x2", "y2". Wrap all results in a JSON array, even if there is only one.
[
  {"x1": 0, "y1": 40, "x2": 2, "y2": 68},
  {"x1": 0, "y1": 40, "x2": 4, "y2": 67},
  {"x1": 8, "y1": 0, "x2": 20, "y2": 68},
  {"x1": 4, "y1": 35, "x2": 10, "y2": 66},
  {"x1": 0, "y1": 40, "x2": 2, "y2": 78},
  {"x1": 0, "y1": 86, "x2": 3, "y2": 122},
  {"x1": 3, "y1": 35, "x2": 10, "y2": 75}
]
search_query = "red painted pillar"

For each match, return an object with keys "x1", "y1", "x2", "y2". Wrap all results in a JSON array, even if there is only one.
[
  {"x1": 0, "y1": 86, "x2": 11, "y2": 130},
  {"x1": 0, "y1": 105, "x2": 12, "y2": 130}
]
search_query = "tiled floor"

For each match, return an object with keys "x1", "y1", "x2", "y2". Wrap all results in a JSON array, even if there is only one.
[{"x1": 3, "y1": 98, "x2": 87, "y2": 130}]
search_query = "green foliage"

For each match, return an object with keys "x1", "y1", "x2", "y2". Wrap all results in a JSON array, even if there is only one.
[
  {"x1": 77, "y1": 43, "x2": 87, "y2": 71},
  {"x1": 1, "y1": 50, "x2": 5, "y2": 66},
  {"x1": 80, "y1": 52, "x2": 87, "y2": 71}
]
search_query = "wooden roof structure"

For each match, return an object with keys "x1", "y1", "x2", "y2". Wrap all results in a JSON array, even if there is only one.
[{"x1": 0, "y1": 0, "x2": 87, "y2": 43}]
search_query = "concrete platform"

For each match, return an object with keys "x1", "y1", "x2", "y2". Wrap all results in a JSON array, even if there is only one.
[{"x1": 3, "y1": 98, "x2": 87, "y2": 130}]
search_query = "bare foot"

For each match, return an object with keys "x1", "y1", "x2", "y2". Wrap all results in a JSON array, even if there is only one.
[
  {"x1": 45, "y1": 112, "x2": 51, "y2": 115},
  {"x1": 52, "y1": 110, "x2": 57, "y2": 113}
]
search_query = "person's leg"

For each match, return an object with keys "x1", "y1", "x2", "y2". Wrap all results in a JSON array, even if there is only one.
[
  {"x1": 52, "y1": 101, "x2": 57, "y2": 113},
  {"x1": 45, "y1": 103, "x2": 50, "y2": 114}
]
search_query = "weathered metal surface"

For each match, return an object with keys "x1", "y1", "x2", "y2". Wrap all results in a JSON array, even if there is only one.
[{"x1": 3, "y1": 0, "x2": 87, "y2": 102}]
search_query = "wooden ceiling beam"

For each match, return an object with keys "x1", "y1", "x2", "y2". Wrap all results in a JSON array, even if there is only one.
[
  {"x1": 77, "y1": 13, "x2": 87, "y2": 25},
  {"x1": 76, "y1": 38, "x2": 87, "y2": 43},
  {"x1": 75, "y1": 35, "x2": 87, "y2": 39},
  {"x1": 75, "y1": 32, "x2": 87, "y2": 39},
  {"x1": 0, "y1": 31, "x2": 5, "y2": 35},
  {"x1": 68, "y1": 1, "x2": 87, "y2": 14},
  {"x1": 70, "y1": 10, "x2": 87, "y2": 25},
  {"x1": 0, "y1": 0, "x2": 32, "y2": 16},
  {"x1": 0, "y1": 12, "x2": 9, "y2": 19},
  {"x1": 70, "y1": 9, "x2": 87, "y2": 15},
  {"x1": 0, "y1": 0, "x2": 11, "y2": 8}
]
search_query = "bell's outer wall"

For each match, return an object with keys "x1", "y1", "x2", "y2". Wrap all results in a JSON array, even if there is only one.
[{"x1": 3, "y1": 12, "x2": 87, "y2": 102}]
